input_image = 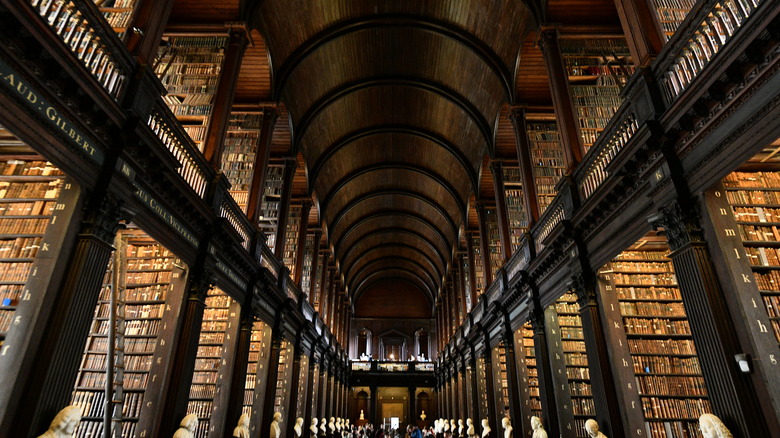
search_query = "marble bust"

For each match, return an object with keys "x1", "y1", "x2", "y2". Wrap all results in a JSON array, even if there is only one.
[
  {"x1": 320, "y1": 418, "x2": 327, "y2": 436},
  {"x1": 584, "y1": 419, "x2": 607, "y2": 438},
  {"x1": 501, "y1": 417, "x2": 512, "y2": 438},
  {"x1": 233, "y1": 413, "x2": 250, "y2": 438},
  {"x1": 294, "y1": 417, "x2": 304, "y2": 437},
  {"x1": 37, "y1": 406, "x2": 81, "y2": 438},
  {"x1": 270, "y1": 412, "x2": 282, "y2": 438},
  {"x1": 481, "y1": 418, "x2": 491, "y2": 438},
  {"x1": 466, "y1": 418, "x2": 475, "y2": 437},
  {"x1": 458, "y1": 419, "x2": 465, "y2": 435},
  {"x1": 173, "y1": 414, "x2": 198, "y2": 438},
  {"x1": 311, "y1": 418, "x2": 320, "y2": 435},
  {"x1": 530, "y1": 416, "x2": 547, "y2": 438},
  {"x1": 699, "y1": 413, "x2": 733, "y2": 438}
]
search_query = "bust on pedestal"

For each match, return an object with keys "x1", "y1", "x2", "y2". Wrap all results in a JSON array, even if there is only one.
[
  {"x1": 501, "y1": 418, "x2": 512, "y2": 438},
  {"x1": 270, "y1": 412, "x2": 283, "y2": 438},
  {"x1": 233, "y1": 413, "x2": 250, "y2": 438},
  {"x1": 311, "y1": 418, "x2": 320, "y2": 437},
  {"x1": 294, "y1": 417, "x2": 304, "y2": 437},
  {"x1": 481, "y1": 419, "x2": 491, "y2": 438},
  {"x1": 698, "y1": 414, "x2": 734, "y2": 438},
  {"x1": 530, "y1": 416, "x2": 547, "y2": 438},
  {"x1": 37, "y1": 406, "x2": 82, "y2": 438},
  {"x1": 466, "y1": 418, "x2": 475, "y2": 437},
  {"x1": 173, "y1": 414, "x2": 198, "y2": 438},
  {"x1": 458, "y1": 419, "x2": 465, "y2": 436},
  {"x1": 360, "y1": 410, "x2": 365, "y2": 420},
  {"x1": 319, "y1": 418, "x2": 327, "y2": 436}
]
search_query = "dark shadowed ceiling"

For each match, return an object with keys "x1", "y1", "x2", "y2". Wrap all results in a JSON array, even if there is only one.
[{"x1": 250, "y1": 0, "x2": 533, "y2": 307}]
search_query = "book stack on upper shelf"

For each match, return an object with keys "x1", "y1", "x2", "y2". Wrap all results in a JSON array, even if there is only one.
[
  {"x1": 485, "y1": 206, "x2": 503, "y2": 277},
  {"x1": 492, "y1": 343, "x2": 510, "y2": 419},
  {"x1": 93, "y1": 0, "x2": 139, "y2": 37},
  {"x1": 650, "y1": 0, "x2": 697, "y2": 40},
  {"x1": 273, "y1": 339, "x2": 293, "y2": 424},
  {"x1": 551, "y1": 292, "x2": 595, "y2": 436},
  {"x1": 559, "y1": 37, "x2": 636, "y2": 152},
  {"x1": 475, "y1": 355, "x2": 490, "y2": 421},
  {"x1": 300, "y1": 233, "x2": 315, "y2": 295},
  {"x1": 722, "y1": 170, "x2": 780, "y2": 344},
  {"x1": 0, "y1": 156, "x2": 63, "y2": 347},
  {"x1": 460, "y1": 253, "x2": 473, "y2": 312},
  {"x1": 221, "y1": 112, "x2": 263, "y2": 213},
  {"x1": 525, "y1": 121, "x2": 565, "y2": 214},
  {"x1": 259, "y1": 164, "x2": 284, "y2": 252},
  {"x1": 470, "y1": 233, "x2": 485, "y2": 299},
  {"x1": 188, "y1": 287, "x2": 235, "y2": 438},
  {"x1": 502, "y1": 166, "x2": 528, "y2": 251},
  {"x1": 243, "y1": 320, "x2": 270, "y2": 416},
  {"x1": 605, "y1": 240, "x2": 711, "y2": 438},
  {"x1": 154, "y1": 36, "x2": 227, "y2": 153}
]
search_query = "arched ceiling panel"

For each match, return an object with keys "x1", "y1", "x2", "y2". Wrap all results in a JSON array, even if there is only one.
[
  {"x1": 348, "y1": 256, "x2": 437, "y2": 298},
  {"x1": 335, "y1": 216, "x2": 450, "y2": 264},
  {"x1": 342, "y1": 233, "x2": 446, "y2": 281},
  {"x1": 354, "y1": 274, "x2": 434, "y2": 315},
  {"x1": 346, "y1": 245, "x2": 441, "y2": 289}
]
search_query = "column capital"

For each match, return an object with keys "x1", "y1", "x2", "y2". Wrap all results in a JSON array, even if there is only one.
[{"x1": 649, "y1": 199, "x2": 704, "y2": 251}]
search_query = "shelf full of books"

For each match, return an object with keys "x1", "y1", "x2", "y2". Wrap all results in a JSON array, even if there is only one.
[
  {"x1": 470, "y1": 233, "x2": 485, "y2": 299},
  {"x1": 492, "y1": 343, "x2": 510, "y2": 419},
  {"x1": 282, "y1": 204, "x2": 302, "y2": 277},
  {"x1": 485, "y1": 206, "x2": 503, "y2": 277},
  {"x1": 154, "y1": 35, "x2": 227, "y2": 153},
  {"x1": 502, "y1": 166, "x2": 528, "y2": 251},
  {"x1": 721, "y1": 170, "x2": 780, "y2": 345},
  {"x1": 475, "y1": 354, "x2": 490, "y2": 421},
  {"x1": 221, "y1": 112, "x2": 263, "y2": 213},
  {"x1": 547, "y1": 292, "x2": 595, "y2": 437},
  {"x1": 603, "y1": 239, "x2": 711, "y2": 438},
  {"x1": 526, "y1": 121, "x2": 565, "y2": 214},
  {"x1": 650, "y1": 0, "x2": 697, "y2": 40},
  {"x1": 93, "y1": 0, "x2": 139, "y2": 37},
  {"x1": 273, "y1": 339, "x2": 294, "y2": 425},
  {"x1": 71, "y1": 230, "x2": 187, "y2": 438},
  {"x1": 259, "y1": 164, "x2": 284, "y2": 252},
  {"x1": 295, "y1": 354, "x2": 310, "y2": 419},
  {"x1": 300, "y1": 233, "x2": 315, "y2": 295},
  {"x1": 243, "y1": 319, "x2": 271, "y2": 417},
  {"x1": 187, "y1": 287, "x2": 238, "y2": 438},
  {"x1": 517, "y1": 323, "x2": 542, "y2": 419},
  {"x1": 558, "y1": 37, "x2": 635, "y2": 152},
  {"x1": 0, "y1": 154, "x2": 64, "y2": 347},
  {"x1": 460, "y1": 252, "x2": 473, "y2": 312}
]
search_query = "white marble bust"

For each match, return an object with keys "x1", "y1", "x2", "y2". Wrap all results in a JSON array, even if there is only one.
[
  {"x1": 37, "y1": 406, "x2": 81, "y2": 438},
  {"x1": 501, "y1": 417, "x2": 512, "y2": 438},
  {"x1": 466, "y1": 418, "x2": 475, "y2": 437},
  {"x1": 311, "y1": 418, "x2": 320, "y2": 435},
  {"x1": 329, "y1": 417, "x2": 336, "y2": 433},
  {"x1": 481, "y1": 419, "x2": 491, "y2": 438},
  {"x1": 530, "y1": 416, "x2": 547, "y2": 438},
  {"x1": 450, "y1": 420, "x2": 456, "y2": 434},
  {"x1": 584, "y1": 419, "x2": 606, "y2": 438},
  {"x1": 270, "y1": 412, "x2": 283, "y2": 438},
  {"x1": 320, "y1": 417, "x2": 328, "y2": 435},
  {"x1": 173, "y1": 414, "x2": 198, "y2": 438},
  {"x1": 699, "y1": 414, "x2": 733, "y2": 438},
  {"x1": 233, "y1": 413, "x2": 250, "y2": 438},
  {"x1": 294, "y1": 417, "x2": 304, "y2": 437},
  {"x1": 458, "y1": 419, "x2": 465, "y2": 435}
]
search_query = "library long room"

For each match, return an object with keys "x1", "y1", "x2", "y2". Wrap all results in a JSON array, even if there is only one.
[{"x1": 0, "y1": 0, "x2": 778, "y2": 437}]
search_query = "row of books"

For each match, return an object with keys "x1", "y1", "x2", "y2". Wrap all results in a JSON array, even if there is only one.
[
  {"x1": 123, "y1": 284, "x2": 170, "y2": 301},
  {"x1": 738, "y1": 224, "x2": 780, "y2": 242},
  {"x1": 640, "y1": 397, "x2": 711, "y2": 420},
  {"x1": 615, "y1": 251, "x2": 670, "y2": 260},
  {"x1": 722, "y1": 171, "x2": 780, "y2": 187},
  {"x1": 611, "y1": 261, "x2": 672, "y2": 272},
  {"x1": 619, "y1": 301, "x2": 687, "y2": 317},
  {"x1": 0, "y1": 160, "x2": 62, "y2": 176},
  {"x1": 632, "y1": 355, "x2": 701, "y2": 375},
  {"x1": 612, "y1": 273, "x2": 677, "y2": 286},
  {"x1": 126, "y1": 257, "x2": 175, "y2": 270},
  {"x1": 726, "y1": 190, "x2": 780, "y2": 205},
  {"x1": 745, "y1": 246, "x2": 780, "y2": 266},
  {"x1": 0, "y1": 201, "x2": 54, "y2": 216},
  {"x1": 0, "y1": 262, "x2": 32, "y2": 282},
  {"x1": 637, "y1": 375, "x2": 707, "y2": 396},
  {"x1": 732, "y1": 206, "x2": 780, "y2": 223},
  {"x1": 624, "y1": 318, "x2": 691, "y2": 335},
  {"x1": 0, "y1": 219, "x2": 49, "y2": 235},
  {"x1": 190, "y1": 384, "x2": 216, "y2": 399},
  {"x1": 616, "y1": 286, "x2": 682, "y2": 301},
  {"x1": 0, "y1": 181, "x2": 61, "y2": 199}
]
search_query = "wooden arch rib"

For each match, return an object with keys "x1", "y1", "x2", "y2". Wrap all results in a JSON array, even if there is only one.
[
  {"x1": 342, "y1": 242, "x2": 444, "y2": 284},
  {"x1": 292, "y1": 77, "x2": 493, "y2": 154},
  {"x1": 326, "y1": 188, "x2": 461, "y2": 243},
  {"x1": 339, "y1": 228, "x2": 447, "y2": 277},
  {"x1": 319, "y1": 162, "x2": 466, "y2": 224},
  {"x1": 271, "y1": 14, "x2": 513, "y2": 101},
  {"x1": 335, "y1": 217, "x2": 450, "y2": 264},
  {"x1": 307, "y1": 125, "x2": 478, "y2": 192},
  {"x1": 348, "y1": 256, "x2": 437, "y2": 298},
  {"x1": 353, "y1": 271, "x2": 435, "y2": 307}
]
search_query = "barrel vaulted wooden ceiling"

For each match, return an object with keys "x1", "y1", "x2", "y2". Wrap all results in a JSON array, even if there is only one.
[{"x1": 169, "y1": 0, "x2": 621, "y2": 313}]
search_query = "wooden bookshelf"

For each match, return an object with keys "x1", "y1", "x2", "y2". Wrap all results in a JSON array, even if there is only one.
[
  {"x1": 243, "y1": 320, "x2": 271, "y2": 417},
  {"x1": 651, "y1": 0, "x2": 697, "y2": 40},
  {"x1": 187, "y1": 287, "x2": 236, "y2": 438},
  {"x1": 519, "y1": 323, "x2": 542, "y2": 418},
  {"x1": 221, "y1": 112, "x2": 263, "y2": 214},
  {"x1": 559, "y1": 37, "x2": 635, "y2": 152},
  {"x1": 502, "y1": 166, "x2": 528, "y2": 251},
  {"x1": 606, "y1": 244, "x2": 711, "y2": 438},
  {"x1": 259, "y1": 164, "x2": 284, "y2": 252},
  {"x1": 0, "y1": 158, "x2": 64, "y2": 347},
  {"x1": 460, "y1": 253, "x2": 473, "y2": 312},
  {"x1": 273, "y1": 339, "x2": 293, "y2": 424},
  {"x1": 526, "y1": 122, "x2": 565, "y2": 214},
  {"x1": 476, "y1": 354, "x2": 490, "y2": 421},
  {"x1": 93, "y1": 0, "x2": 139, "y2": 36},
  {"x1": 492, "y1": 343, "x2": 511, "y2": 420},
  {"x1": 71, "y1": 232, "x2": 185, "y2": 438},
  {"x1": 282, "y1": 205, "x2": 302, "y2": 277},
  {"x1": 300, "y1": 233, "x2": 315, "y2": 295},
  {"x1": 549, "y1": 292, "x2": 595, "y2": 436},
  {"x1": 722, "y1": 171, "x2": 780, "y2": 345},
  {"x1": 154, "y1": 36, "x2": 227, "y2": 153},
  {"x1": 470, "y1": 234, "x2": 485, "y2": 299}
]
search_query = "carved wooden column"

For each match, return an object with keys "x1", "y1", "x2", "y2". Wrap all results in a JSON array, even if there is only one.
[
  {"x1": 317, "y1": 359, "x2": 328, "y2": 419},
  {"x1": 223, "y1": 305, "x2": 254, "y2": 436},
  {"x1": 509, "y1": 108, "x2": 541, "y2": 226},
  {"x1": 529, "y1": 299, "x2": 560, "y2": 438},
  {"x1": 207, "y1": 299, "x2": 242, "y2": 438},
  {"x1": 538, "y1": 27, "x2": 584, "y2": 170},
  {"x1": 369, "y1": 384, "x2": 378, "y2": 424},
  {"x1": 500, "y1": 318, "x2": 523, "y2": 435},
  {"x1": 303, "y1": 356, "x2": 318, "y2": 436},
  {"x1": 490, "y1": 161, "x2": 513, "y2": 261},
  {"x1": 651, "y1": 200, "x2": 775, "y2": 437},
  {"x1": 293, "y1": 201, "x2": 312, "y2": 285},
  {"x1": 274, "y1": 158, "x2": 297, "y2": 259},
  {"x1": 611, "y1": 0, "x2": 664, "y2": 66},
  {"x1": 247, "y1": 107, "x2": 279, "y2": 224},
  {"x1": 285, "y1": 340, "x2": 305, "y2": 438},
  {"x1": 571, "y1": 274, "x2": 625, "y2": 438},
  {"x1": 0, "y1": 189, "x2": 118, "y2": 437},
  {"x1": 481, "y1": 345, "x2": 498, "y2": 434},
  {"x1": 475, "y1": 202, "x2": 493, "y2": 287},
  {"x1": 203, "y1": 25, "x2": 248, "y2": 167},
  {"x1": 467, "y1": 349, "x2": 481, "y2": 424},
  {"x1": 261, "y1": 323, "x2": 287, "y2": 438}
]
